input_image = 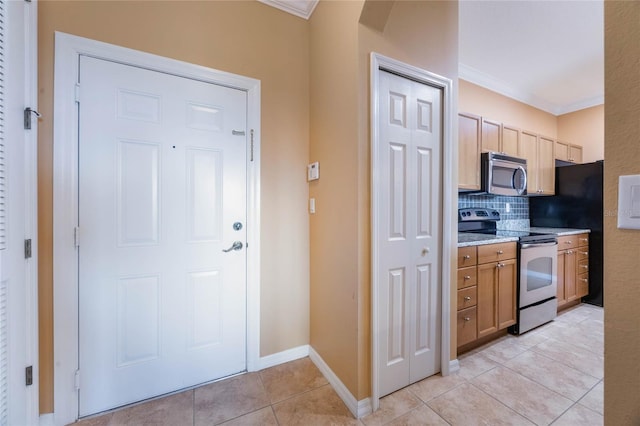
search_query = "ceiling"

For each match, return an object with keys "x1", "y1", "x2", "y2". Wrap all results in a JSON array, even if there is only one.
[
  {"x1": 261, "y1": 0, "x2": 604, "y2": 116},
  {"x1": 459, "y1": 0, "x2": 604, "y2": 116}
]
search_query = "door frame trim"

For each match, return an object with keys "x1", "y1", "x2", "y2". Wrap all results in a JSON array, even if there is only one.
[
  {"x1": 52, "y1": 32, "x2": 261, "y2": 424},
  {"x1": 370, "y1": 53, "x2": 454, "y2": 411}
]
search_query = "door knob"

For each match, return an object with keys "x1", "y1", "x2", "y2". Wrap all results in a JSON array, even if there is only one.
[{"x1": 222, "y1": 241, "x2": 243, "y2": 252}]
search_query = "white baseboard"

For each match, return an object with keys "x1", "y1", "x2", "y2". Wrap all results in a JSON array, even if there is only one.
[
  {"x1": 448, "y1": 359, "x2": 460, "y2": 374},
  {"x1": 308, "y1": 346, "x2": 372, "y2": 419},
  {"x1": 255, "y1": 344, "x2": 309, "y2": 371},
  {"x1": 39, "y1": 413, "x2": 54, "y2": 426}
]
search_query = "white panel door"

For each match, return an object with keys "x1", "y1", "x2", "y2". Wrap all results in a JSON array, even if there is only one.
[
  {"x1": 78, "y1": 56, "x2": 247, "y2": 416},
  {"x1": 378, "y1": 70, "x2": 442, "y2": 397}
]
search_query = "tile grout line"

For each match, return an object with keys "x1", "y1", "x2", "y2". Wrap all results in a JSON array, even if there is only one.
[{"x1": 465, "y1": 380, "x2": 538, "y2": 425}]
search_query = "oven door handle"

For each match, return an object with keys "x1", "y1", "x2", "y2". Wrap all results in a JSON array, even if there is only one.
[{"x1": 520, "y1": 241, "x2": 558, "y2": 249}]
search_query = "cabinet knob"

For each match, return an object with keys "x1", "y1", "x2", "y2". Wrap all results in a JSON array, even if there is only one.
[
  {"x1": 463, "y1": 255, "x2": 471, "y2": 260},
  {"x1": 581, "y1": 278, "x2": 588, "y2": 283},
  {"x1": 464, "y1": 275, "x2": 471, "y2": 280},
  {"x1": 496, "y1": 263, "x2": 504, "y2": 268},
  {"x1": 580, "y1": 265, "x2": 588, "y2": 269},
  {"x1": 497, "y1": 250, "x2": 504, "y2": 255},
  {"x1": 464, "y1": 296, "x2": 472, "y2": 301},
  {"x1": 580, "y1": 238, "x2": 588, "y2": 243},
  {"x1": 565, "y1": 240, "x2": 572, "y2": 245},
  {"x1": 580, "y1": 251, "x2": 589, "y2": 256},
  {"x1": 464, "y1": 317, "x2": 471, "y2": 322}
]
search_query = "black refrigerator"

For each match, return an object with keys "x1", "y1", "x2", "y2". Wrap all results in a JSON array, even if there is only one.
[{"x1": 529, "y1": 160, "x2": 604, "y2": 307}]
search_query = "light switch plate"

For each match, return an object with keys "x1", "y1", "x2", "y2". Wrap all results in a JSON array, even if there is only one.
[{"x1": 617, "y1": 175, "x2": 640, "y2": 229}]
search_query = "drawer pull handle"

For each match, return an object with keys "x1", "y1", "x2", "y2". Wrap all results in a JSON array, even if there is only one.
[
  {"x1": 464, "y1": 275, "x2": 471, "y2": 280},
  {"x1": 464, "y1": 296, "x2": 472, "y2": 301},
  {"x1": 497, "y1": 250, "x2": 504, "y2": 255},
  {"x1": 464, "y1": 317, "x2": 471, "y2": 322},
  {"x1": 463, "y1": 255, "x2": 471, "y2": 260}
]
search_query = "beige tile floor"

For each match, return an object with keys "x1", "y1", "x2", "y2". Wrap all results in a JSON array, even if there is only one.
[{"x1": 72, "y1": 304, "x2": 603, "y2": 426}]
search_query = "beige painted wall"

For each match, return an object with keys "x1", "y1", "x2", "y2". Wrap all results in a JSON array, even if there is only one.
[
  {"x1": 459, "y1": 79, "x2": 558, "y2": 138},
  {"x1": 308, "y1": 0, "x2": 363, "y2": 400},
  {"x1": 604, "y1": 1, "x2": 640, "y2": 424},
  {"x1": 557, "y1": 105, "x2": 605, "y2": 163},
  {"x1": 38, "y1": 0, "x2": 310, "y2": 413}
]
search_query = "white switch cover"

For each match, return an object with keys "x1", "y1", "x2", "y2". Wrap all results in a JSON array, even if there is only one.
[
  {"x1": 617, "y1": 175, "x2": 640, "y2": 229},
  {"x1": 309, "y1": 198, "x2": 316, "y2": 214}
]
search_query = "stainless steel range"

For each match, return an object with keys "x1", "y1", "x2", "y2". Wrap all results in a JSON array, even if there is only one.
[{"x1": 458, "y1": 208, "x2": 558, "y2": 334}]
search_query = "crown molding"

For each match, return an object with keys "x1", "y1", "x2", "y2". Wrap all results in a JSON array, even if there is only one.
[
  {"x1": 459, "y1": 63, "x2": 603, "y2": 116},
  {"x1": 258, "y1": 0, "x2": 318, "y2": 19}
]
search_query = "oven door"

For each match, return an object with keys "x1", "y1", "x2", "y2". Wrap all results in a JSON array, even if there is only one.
[{"x1": 519, "y1": 241, "x2": 558, "y2": 307}]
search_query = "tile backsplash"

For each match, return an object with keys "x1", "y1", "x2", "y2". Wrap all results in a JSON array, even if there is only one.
[{"x1": 458, "y1": 193, "x2": 529, "y2": 230}]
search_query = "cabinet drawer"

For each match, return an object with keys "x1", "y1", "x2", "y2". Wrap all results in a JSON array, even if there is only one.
[
  {"x1": 477, "y1": 242, "x2": 516, "y2": 264},
  {"x1": 458, "y1": 246, "x2": 477, "y2": 267},
  {"x1": 457, "y1": 267, "x2": 477, "y2": 289},
  {"x1": 458, "y1": 286, "x2": 477, "y2": 310},
  {"x1": 577, "y1": 233, "x2": 589, "y2": 247},
  {"x1": 578, "y1": 259, "x2": 589, "y2": 274},
  {"x1": 558, "y1": 235, "x2": 582, "y2": 250},
  {"x1": 576, "y1": 248, "x2": 589, "y2": 261},
  {"x1": 457, "y1": 306, "x2": 477, "y2": 347},
  {"x1": 577, "y1": 273, "x2": 589, "y2": 297}
]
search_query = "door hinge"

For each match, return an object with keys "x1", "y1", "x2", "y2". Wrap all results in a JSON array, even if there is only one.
[
  {"x1": 75, "y1": 83, "x2": 81, "y2": 103},
  {"x1": 250, "y1": 129, "x2": 254, "y2": 162},
  {"x1": 74, "y1": 370, "x2": 80, "y2": 391},
  {"x1": 23, "y1": 108, "x2": 41, "y2": 130},
  {"x1": 24, "y1": 239, "x2": 32, "y2": 259},
  {"x1": 74, "y1": 227, "x2": 80, "y2": 248},
  {"x1": 25, "y1": 366, "x2": 33, "y2": 386}
]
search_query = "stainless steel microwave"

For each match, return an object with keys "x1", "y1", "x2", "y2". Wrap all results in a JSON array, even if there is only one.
[{"x1": 481, "y1": 152, "x2": 527, "y2": 196}]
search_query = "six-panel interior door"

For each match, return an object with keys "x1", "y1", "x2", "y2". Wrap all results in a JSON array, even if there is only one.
[
  {"x1": 78, "y1": 56, "x2": 248, "y2": 416},
  {"x1": 377, "y1": 70, "x2": 442, "y2": 397}
]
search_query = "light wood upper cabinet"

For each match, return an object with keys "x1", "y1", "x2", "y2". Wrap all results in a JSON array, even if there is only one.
[
  {"x1": 458, "y1": 113, "x2": 482, "y2": 191},
  {"x1": 518, "y1": 131, "x2": 555, "y2": 196},
  {"x1": 538, "y1": 136, "x2": 555, "y2": 195},
  {"x1": 556, "y1": 140, "x2": 583, "y2": 164},
  {"x1": 519, "y1": 131, "x2": 538, "y2": 195},
  {"x1": 501, "y1": 125, "x2": 520, "y2": 157},
  {"x1": 481, "y1": 118, "x2": 502, "y2": 153},
  {"x1": 569, "y1": 145, "x2": 583, "y2": 163}
]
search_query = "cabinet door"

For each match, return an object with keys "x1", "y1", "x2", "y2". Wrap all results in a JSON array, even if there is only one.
[
  {"x1": 458, "y1": 113, "x2": 482, "y2": 190},
  {"x1": 477, "y1": 263, "x2": 498, "y2": 338},
  {"x1": 557, "y1": 250, "x2": 566, "y2": 307},
  {"x1": 481, "y1": 118, "x2": 502, "y2": 153},
  {"x1": 555, "y1": 141, "x2": 570, "y2": 161},
  {"x1": 502, "y1": 125, "x2": 520, "y2": 157},
  {"x1": 519, "y1": 131, "x2": 538, "y2": 195},
  {"x1": 569, "y1": 145, "x2": 583, "y2": 163},
  {"x1": 538, "y1": 136, "x2": 555, "y2": 195},
  {"x1": 497, "y1": 259, "x2": 517, "y2": 330},
  {"x1": 457, "y1": 307, "x2": 477, "y2": 347},
  {"x1": 565, "y1": 250, "x2": 577, "y2": 302}
]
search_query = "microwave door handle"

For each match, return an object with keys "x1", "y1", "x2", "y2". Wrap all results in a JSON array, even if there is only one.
[
  {"x1": 514, "y1": 166, "x2": 526, "y2": 195},
  {"x1": 521, "y1": 241, "x2": 558, "y2": 249}
]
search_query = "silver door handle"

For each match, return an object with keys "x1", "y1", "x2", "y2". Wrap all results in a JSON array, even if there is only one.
[
  {"x1": 222, "y1": 241, "x2": 243, "y2": 252},
  {"x1": 520, "y1": 241, "x2": 558, "y2": 249}
]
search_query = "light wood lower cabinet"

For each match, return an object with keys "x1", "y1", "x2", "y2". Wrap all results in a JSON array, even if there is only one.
[
  {"x1": 556, "y1": 233, "x2": 589, "y2": 309},
  {"x1": 457, "y1": 242, "x2": 517, "y2": 349}
]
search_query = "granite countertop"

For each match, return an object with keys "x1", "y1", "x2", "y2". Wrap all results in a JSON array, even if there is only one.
[
  {"x1": 458, "y1": 233, "x2": 519, "y2": 247},
  {"x1": 528, "y1": 227, "x2": 591, "y2": 236},
  {"x1": 457, "y1": 227, "x2": 591, "y2": 247}
]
